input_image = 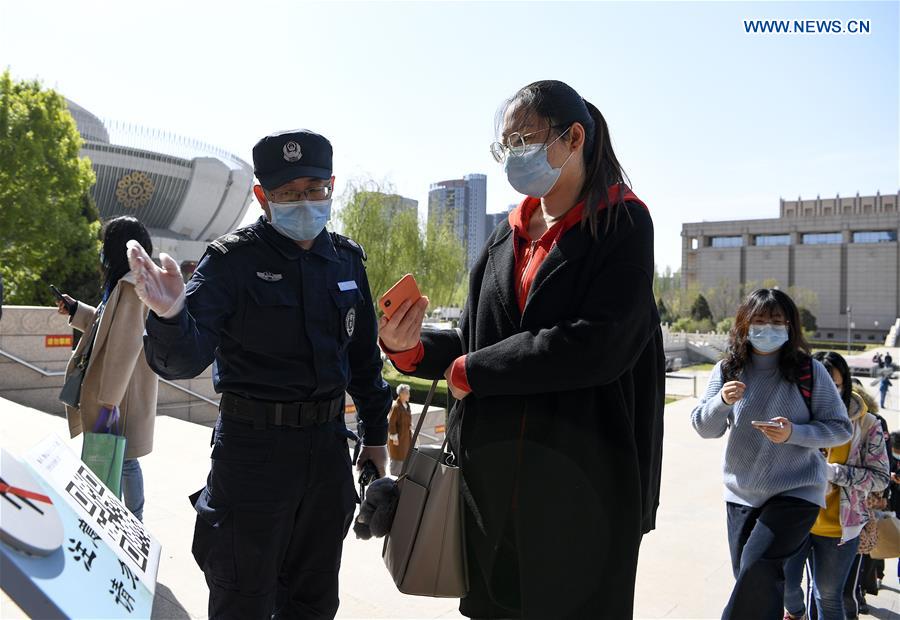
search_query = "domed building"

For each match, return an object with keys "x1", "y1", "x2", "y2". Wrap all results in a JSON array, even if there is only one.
[{"x1": 66, "y1": 99, "x2": 254, "y2": 269}]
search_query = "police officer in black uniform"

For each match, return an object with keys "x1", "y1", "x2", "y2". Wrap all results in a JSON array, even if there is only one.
[{"x1": 126, "y1": 129, "x2": 391, "y2": 620}]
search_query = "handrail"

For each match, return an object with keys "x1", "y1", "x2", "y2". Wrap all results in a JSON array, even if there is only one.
[
  {"x1": 0, "y1": 348, "x2": 65, "y2": 377},
  {"x1": 159, "y1": 379, "x2": 220, "y2": 407},
  {"x1": 0, "y1": 346, "x2": 220, "y2": 406},
  {"x1": 2, "y1": 346, "x2": 424, "y2": 419}
]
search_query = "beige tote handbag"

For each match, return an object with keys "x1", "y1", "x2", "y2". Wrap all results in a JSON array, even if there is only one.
[
  {"x1": 870, "y1": 515, "x2": 900, "y2": 560},
  {"x1": 383, "y1": 339, "x2": 468, "y2": 597}
]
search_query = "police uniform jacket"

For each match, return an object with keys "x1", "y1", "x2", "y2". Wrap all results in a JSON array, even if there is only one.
[{"x1": 143, "y1": 217, "x2": 391, "y2": 445}]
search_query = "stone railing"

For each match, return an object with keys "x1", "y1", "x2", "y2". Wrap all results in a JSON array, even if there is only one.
[{"x1": 0, "y1": 305, "x2": 218, "y2": 425}]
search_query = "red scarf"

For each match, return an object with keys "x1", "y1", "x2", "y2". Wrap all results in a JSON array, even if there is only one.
[{"x1": 508, "y1": 183, "x2": 647, "y2": 312}]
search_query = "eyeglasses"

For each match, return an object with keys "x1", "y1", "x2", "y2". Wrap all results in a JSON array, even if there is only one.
[
  {"x1": 267, "y1": 184, "x2": 333, "y2": 202},
  {"x1": 750, "y1": 319, "x2": 789, "y2": 327},
  {"x1": 489, "y1": 125, "x2": 569, "y2": 163}
]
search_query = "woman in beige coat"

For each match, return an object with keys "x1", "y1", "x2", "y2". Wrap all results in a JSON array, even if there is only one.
[{"x1": 57, "y1": 216, "x2": 158, "y2": 521}]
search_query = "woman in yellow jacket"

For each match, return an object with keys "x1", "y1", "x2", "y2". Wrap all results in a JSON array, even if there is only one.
[
  {"x1": 783, "y1": 351, "x2": 890, "y2": 620},
  {"x1": 57, "y1": 216, "x2": 159, "y2": 521}
]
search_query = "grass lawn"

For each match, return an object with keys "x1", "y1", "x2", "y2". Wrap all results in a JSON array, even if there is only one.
[
  {"x1": 684, "y1": 363, "x2": 717, "y2": 372},
  {"x1": 382, "y1": 364, "x2": 439, "y2": 390}
]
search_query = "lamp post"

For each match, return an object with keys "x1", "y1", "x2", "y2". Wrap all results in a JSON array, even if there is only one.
[{"x1": 846, "y1": 306, "x2": 852, "y2": 354}]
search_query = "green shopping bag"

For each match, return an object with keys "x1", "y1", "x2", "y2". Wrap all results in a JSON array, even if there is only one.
[{"x1": 81, "y1": 405, "x2": 126, "y2": 497}]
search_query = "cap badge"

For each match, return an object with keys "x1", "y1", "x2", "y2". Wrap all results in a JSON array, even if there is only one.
[
  {"x1": 283, "y1": 141, "x2": 302, "y2": 162},
  {"x1": 256, "y1": 271, "x2": 283, "y2": 282}
]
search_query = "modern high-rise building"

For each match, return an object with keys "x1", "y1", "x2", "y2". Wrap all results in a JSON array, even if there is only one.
[
  {"x1": 428, "y1": 174, "x2": 487, "y2": 269},
  {"x1": 682, "y1": 191, "x2": 900, "y2": 343},
  {"x1": 485, "y1": 204, "x2": 517, "y2": 236},
  {"x1": 485, "y1": 212, "x2": 507, "y2": 235}
]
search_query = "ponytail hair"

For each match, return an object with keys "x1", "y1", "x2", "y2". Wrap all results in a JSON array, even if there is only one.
[
  {"x1": 580, "y1": 98, "x2": 632, "y2": 234},
  {"x1": 496, "y1": 80, "x2": 632, "y2": 237}
]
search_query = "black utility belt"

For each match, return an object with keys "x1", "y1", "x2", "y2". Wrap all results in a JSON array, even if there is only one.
[{"x1": 220, "y1": 393, "x2": 343, "y2": 429}]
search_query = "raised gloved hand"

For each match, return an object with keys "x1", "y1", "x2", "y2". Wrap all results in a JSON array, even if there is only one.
[{"x1": 126, "y1": 240, "x2": 185, "y2": 318}]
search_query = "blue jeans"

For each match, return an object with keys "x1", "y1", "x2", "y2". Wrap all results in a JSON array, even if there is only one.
[
  {"x1": 121, "y1": 458, "x2": 144, "y2": 521},
  {"x1": 783, "y1": 534, "x2": 860, "y2": 620}
]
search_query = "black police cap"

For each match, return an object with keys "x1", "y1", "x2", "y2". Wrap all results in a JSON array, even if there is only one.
[{"x1": 252, "y1": 129, "x2": 333, "y2": 190}]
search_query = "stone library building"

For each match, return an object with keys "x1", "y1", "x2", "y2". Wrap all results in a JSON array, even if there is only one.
[{"x1": 682, "y1": 192, "x2": 899, "y2": 343}]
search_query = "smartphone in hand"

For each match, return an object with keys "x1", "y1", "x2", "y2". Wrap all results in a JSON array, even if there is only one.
[
  {"x1": 750, "y1": 420, "x2": 784, "y2": 429},
  {"x1": 379, "y1": 274, "x2": 422, "y2": 319},
  {"x1": 50, "y1": 285, "x2": 75, "y2": 314}
]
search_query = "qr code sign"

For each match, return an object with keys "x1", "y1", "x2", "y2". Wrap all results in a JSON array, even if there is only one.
[{"x1": 65, "y1": 465, "x2": 152, "y2": 573}]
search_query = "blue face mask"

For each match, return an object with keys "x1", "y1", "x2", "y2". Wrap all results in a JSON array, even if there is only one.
[
  {"x1": 748, "y1": 324, "x2": 789, "y2": 353},
  {"x1": 503, "y1": 128, "x2": 573, "y2": 197},
  {"x1": 268, "y1": 198, "x2": 332, "y2": 241}
]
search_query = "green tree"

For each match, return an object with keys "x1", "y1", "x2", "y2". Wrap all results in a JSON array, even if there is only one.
[
  {"x1": 788, "y1": 286, "x2": 819, "y2": 318},
  {"x1": 657, "y1": 297, "x2": 671, "y2": 324},
  {"x1": 337, "y1": 180, "x2": 466, "y2": 310},
  {"x1": 656, "y1": 269, "x2": 691, "y2": 322},
  {"x1": 419, "y1": 210, "x2": 467, "y2": 308},
  {"x1": 690, "y1": 293, "x2": 713, "y2": 322},
  {"x1": 0, "y1": 70, "x2": 100, "y2": 305},
  {"x1": 672, "y1": 316, "x2": 715, "y2": 334},
  {"x1": 798, "y1": 307, "x2": 817, "y2": 332},
  {"x1": 705, "y1": 277, "x2": 743, "y2": 322}
]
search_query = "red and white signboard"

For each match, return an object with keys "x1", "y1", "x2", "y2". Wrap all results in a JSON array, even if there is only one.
[{"x1": 45, "y1": 335, "x2": 73, "y2": 348}]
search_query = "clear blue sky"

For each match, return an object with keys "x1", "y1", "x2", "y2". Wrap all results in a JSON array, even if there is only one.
[{"x1": 1, "y1": 0, "x2": 896, "y2": 271}]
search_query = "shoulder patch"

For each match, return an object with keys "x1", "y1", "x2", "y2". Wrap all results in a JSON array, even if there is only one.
[
  {"x1": 331, "y1": 233, "x2": 367, "y2": 261},
  {"x1": 208, "y1": 228, "x2": 258, "y2": 255}
]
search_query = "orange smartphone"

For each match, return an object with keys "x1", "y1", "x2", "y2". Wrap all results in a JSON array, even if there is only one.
[{"x1": 379, "y1": 274, "x2": 422, "y2": 319}]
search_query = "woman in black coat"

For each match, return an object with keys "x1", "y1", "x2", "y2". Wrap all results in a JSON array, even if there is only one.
[{"x1": 380, "y1": 80, "x2": 665, "y2": 619}]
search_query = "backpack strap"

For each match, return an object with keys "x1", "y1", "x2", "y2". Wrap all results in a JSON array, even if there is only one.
[{"x1": 798, "y1": 355, "x2": 814, "y2": 414}]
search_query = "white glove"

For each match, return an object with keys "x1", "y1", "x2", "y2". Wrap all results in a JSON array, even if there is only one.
[
  {"x1": 126, "y1": 240, "x2": 185, "y2": 318},
  {"x1": 389, "y1": 434, "x2": 399, "y2": 445},
  {"x1": 356, "y1": 445, "x2": 388, "y2": 478}
]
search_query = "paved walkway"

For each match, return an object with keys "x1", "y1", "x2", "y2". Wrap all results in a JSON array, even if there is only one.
[{"x1": 1, "y1": 396, "x2": 897, "y2": 619}]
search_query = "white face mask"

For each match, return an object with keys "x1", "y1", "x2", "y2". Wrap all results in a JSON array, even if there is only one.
[
  {"x1": 503, "y1": 127, "x2": 573, "y2": 197},
  {"x1": 748, "y1": 324, "x2": 789, "y2": 353},
  {"x1": 267, "y1": 198, "x2": 332, "y2": 241}
]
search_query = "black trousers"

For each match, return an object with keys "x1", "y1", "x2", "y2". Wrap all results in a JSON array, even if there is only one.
[
  {"x1": 723, "y1": 495, "x2": 820, "y2": 620},
  {"x1": 190, "y1": 416, "x2": 357, "y2": 620},
  {"x1": 859, "y1": 554, "x2": 883, "y2": 595}
]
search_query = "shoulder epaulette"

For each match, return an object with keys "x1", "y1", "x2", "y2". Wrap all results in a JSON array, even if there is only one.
[
  {"x1": 332, "y1": 233, "x2": 367, "y2": 261},
  {"x1": 208, "y1": 228, "x2": 258, "y2": 255}
]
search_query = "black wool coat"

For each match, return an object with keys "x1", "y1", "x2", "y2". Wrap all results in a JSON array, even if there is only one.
[{"x1": 407, "y1": 201, "x2": 665, "y2": 618}]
